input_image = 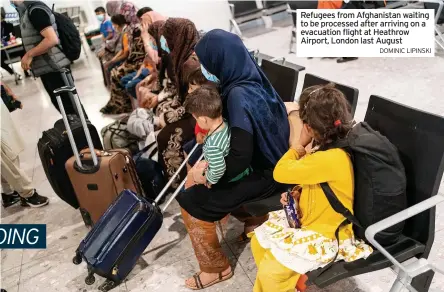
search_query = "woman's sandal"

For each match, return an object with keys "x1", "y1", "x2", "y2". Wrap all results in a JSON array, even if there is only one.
[{"x1": 186, "y1": 270, "x2": 234, "y2": 290}]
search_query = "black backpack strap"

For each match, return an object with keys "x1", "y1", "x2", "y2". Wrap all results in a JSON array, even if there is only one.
[
  {"x1": 311, "y1": 183, "x2": 362, "y2": 278},
  {"x1": 320, "y1": 183, "x2": 362, "y2": 227}
]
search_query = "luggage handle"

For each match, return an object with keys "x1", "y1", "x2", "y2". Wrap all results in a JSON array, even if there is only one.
[
  {"x1": 154, "y1": 143, "x2": 200, "y2": 206},
  {"x1": 54, "y1": 86, "x2": 98, "y2": 169},
  {"x1": 162, "y1": 153, "x2": 205, "y2": 212}
]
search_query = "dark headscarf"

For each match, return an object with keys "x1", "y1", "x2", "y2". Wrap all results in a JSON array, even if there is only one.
[
  {"x1": 148, "y1": 20, "x2": 175, "y2": 86},
  {"x1": 148, "y1": 20, "x2": 165, "y2": 66},
  {"x1": 162, "y1": 18, "x2": 199, "y2": 100},
  {"x1": 195, "y1": 29, "x2": 289, "y2": 166}
]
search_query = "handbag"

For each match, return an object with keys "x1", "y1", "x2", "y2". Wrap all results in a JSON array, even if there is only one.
[{"x1": 101, "y1": 116, "x2": 140, "y2": 155}]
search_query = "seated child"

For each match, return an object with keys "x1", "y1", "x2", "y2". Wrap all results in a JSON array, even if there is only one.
[
  {"x1": 250, "y1": 84, "x2": 373, "y2": 292},
  {"x1": 182, "y1": 64, "x2": 210, "y2": 168},
  {"x1": 184, "y1": 85, "x2": 250, "y2": 187}
]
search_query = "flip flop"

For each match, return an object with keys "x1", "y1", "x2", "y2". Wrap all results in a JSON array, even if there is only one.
[{"x1": 185, "y1": 270, "x2": 234, "y2": 290}]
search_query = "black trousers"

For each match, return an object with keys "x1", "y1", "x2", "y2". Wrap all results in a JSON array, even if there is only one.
[{"x1": 39, "y1": 69, "x2": 88, "y2": 118}]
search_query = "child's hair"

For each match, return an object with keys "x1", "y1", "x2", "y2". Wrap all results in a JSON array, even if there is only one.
[
  {"x1": 184, "y1": 85, "x2": 222, "y2": 119},
  {"x1": 299, "y1": 83, "x2": 353, "y2": 146},
  {"x1": 95, "y1": 7, "x2": 106, "y2": 14},
  {"x1": 111, "y1": 14, "x2": 127, "y2": 26}
]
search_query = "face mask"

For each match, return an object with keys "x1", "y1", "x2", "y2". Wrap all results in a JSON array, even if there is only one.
[
  {"x1": 200, "y1": 65, "x2": 219, "y2": 83},
  {"x1": 149, "y1": 40, "x2": 157, "y2": 50},
  {"x1": 160, "y1": 35, "x2": 170, "y2": 53},
  {"x1": 96, "y1": 14, "x2": 104, "y2": 22}
]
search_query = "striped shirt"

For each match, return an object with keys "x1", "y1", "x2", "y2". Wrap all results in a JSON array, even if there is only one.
[
  {"x1": 203, "y1": 121, "x2": 251, "y2": 185},
  {"x1": 203, "y1": 122, "x2": 231, "y2": 185}
]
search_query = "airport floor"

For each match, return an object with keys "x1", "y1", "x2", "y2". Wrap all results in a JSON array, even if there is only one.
[{"x1": 1, "y1": 25, "x2": 443, "y2": 292}]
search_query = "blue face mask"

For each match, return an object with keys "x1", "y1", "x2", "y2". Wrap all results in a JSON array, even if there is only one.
[
  {"x1": 160, "y1": 35, "x2": 170, "y2": 53},
  {"x1": 149, "y1": 40, "x2": 158, "y2": 50},
  {"x1": 96, "y1": 14, "x2": 104, "y2": 22},
  {"x1": 10, "y1": 3, "x2": 16, "y2": 9},
  {"x1": 200, "y1": 65, "x2": 219, "y2": 83}
]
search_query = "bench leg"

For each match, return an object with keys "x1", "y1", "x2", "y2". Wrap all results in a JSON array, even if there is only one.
[
  {"x1": 410, "y1": 270, "x2": 434, "y2": 292},
  {"x1": 389, "y1": 270, "x2": 410, "y2": 292},
  {"x1": 435, "y1": 27, "x2": 444, "y2": 50},
  {"x1": 289, "y1": 28, "x2": 296, "y2": 54}
]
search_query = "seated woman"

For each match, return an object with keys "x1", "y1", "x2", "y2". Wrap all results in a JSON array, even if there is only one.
[
  {"x1": 147, "y1": 18, "x2": 201, "y2": 188},
  {"x1": 101, "y1": 2, "x2": 146, "y2": 115},
  {"x1": 176, "y1": 29, "x2": 289, "y2": 290},
  {"x1": 101, "y1": 14, "x2": 128, "y2": 86},
  {"x1": 251, "y1": 84, "x2": 373, "y2": 292},
  {"x1": 118, "y1": 8, "x2": 164, "y2": 100}
]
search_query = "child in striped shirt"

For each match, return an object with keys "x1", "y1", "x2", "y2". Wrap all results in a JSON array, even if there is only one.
[{"x1": 184, "y1": 85, "x2": 250, "y2": 187}]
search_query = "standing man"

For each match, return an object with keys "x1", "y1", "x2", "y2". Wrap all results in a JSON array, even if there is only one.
[
  {"x1": 1, "y1": 88, "x2": 49, "y2": 208},
  {"x1": 95, "y1": 6, "x2": 114, "y2": 41},
  {"x1": 10, "y1": 0, "x2": 86, "y2": 116}
]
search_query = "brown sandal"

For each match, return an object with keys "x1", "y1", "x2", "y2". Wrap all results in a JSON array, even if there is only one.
[{"x1": 186, "y1": 270, "x2": 234, "y2": 290}]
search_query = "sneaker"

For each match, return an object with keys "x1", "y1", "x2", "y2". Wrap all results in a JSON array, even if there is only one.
[
  {"x1": 1, "y1": 191, "x2": 20, "y2": 208},
  {"x1": 20, "y1": 190, "x2": 49, "y2": 208}
]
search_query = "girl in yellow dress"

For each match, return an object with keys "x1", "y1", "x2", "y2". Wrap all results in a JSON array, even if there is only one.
[{"x1": 251, "y1": 84, "x2": 373, "y2": 292}]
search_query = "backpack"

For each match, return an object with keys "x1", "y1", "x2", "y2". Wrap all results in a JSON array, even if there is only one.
[
  {"x1": 53, "y1": 11, "x2": 81, "y2": 61},
  {"x1": 321, "y1": 122, "x2": 407, "y2": 247},
  {"x1": 28, "y1": 3, "x2": 81, "y2": 61}
]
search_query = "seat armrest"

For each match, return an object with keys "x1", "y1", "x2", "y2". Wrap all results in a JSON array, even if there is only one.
[{"x1": 365, "y1": 194, "x2": 444, "y2": 276}]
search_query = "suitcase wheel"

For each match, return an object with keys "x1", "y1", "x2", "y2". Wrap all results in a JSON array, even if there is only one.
[
  {"x1": 85, "y1": 273, "x2": 95, "y2": 285},
  {"x1": 72, "y1": 252, "x2": 82, "y2": 265}
]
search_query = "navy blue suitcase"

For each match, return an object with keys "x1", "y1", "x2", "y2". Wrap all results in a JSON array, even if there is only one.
[{"x1": 73, "y1": 144, "x2": 202, "y2": 287}]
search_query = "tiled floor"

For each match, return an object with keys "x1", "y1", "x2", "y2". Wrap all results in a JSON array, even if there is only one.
[{"x1": 1, "y1": 23, "x2": 443, "y2": 292}]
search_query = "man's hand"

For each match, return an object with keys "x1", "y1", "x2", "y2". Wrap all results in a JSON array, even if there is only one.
[{"x1": 21, "y1": 53, "x2": 33, "y2": 71}]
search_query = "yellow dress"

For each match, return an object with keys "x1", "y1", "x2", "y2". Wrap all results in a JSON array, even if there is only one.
[{"x1": 253, "y1": 148, "x2": 373, "y2": 292}]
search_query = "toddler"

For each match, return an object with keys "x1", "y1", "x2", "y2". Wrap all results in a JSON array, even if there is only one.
[{"x1": 184, "y1": 86, "x2": 250, "y2": 187}]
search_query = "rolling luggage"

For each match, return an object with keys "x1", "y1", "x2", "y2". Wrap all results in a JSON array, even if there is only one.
[
  {"x1": 53, "y1": 86, "x2": 143, "y2": 226},
  {"x1": 73, "y1": 144, "x2": 203, "y2": 288},
  {"x1": 37, "y1": 70, "x2": 102, "y2": 210}
]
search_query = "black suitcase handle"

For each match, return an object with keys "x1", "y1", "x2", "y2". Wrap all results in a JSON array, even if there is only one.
[{"x1": 53, "y1": 71, "x2": 99, "y2": 170}]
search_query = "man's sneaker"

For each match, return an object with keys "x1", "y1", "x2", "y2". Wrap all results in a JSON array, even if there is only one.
[
  {"x1": 20, "y1": 190, "x2": 49, "y2": 208},
  {"x1": 1, "y1": 191, "x2": 20, "y2": 208}
]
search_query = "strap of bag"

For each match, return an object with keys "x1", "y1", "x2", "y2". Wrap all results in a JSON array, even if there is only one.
[
  {"x1": 320, "y1": 183, "x2": 361, "y2": 227},
  {"x1": 312, "y1": 183, "x2": 363, "y2": 278}
]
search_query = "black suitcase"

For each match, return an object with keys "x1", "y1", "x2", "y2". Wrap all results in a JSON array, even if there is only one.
[
  {"x1": 37, "y1": 69, "x2": 103, "y2": 210},
  {"x1": 38, "y1": 114, "x2": 103, "y2": 209}
]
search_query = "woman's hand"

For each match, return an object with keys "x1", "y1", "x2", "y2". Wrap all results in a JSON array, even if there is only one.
[
  {"x1": 159, "y1": 112, "x2": 166, "y2": 128},
  {"x1": 192, "y1": 161, "x2": 208, "y2": 185}
]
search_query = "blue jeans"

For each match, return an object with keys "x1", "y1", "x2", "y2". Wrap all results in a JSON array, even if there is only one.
[{"x1": 120, "y1": 68, "x2": 150, "y2": 98}]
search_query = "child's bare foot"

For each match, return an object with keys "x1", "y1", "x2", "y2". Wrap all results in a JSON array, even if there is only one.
[{"x1": 185, "y1": 266, "x2": 233, "y2": 290}]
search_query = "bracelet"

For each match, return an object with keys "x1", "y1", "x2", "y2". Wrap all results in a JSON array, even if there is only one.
[{"x1": 288, "y1": 109, "x2": 299, "y2": 116}]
